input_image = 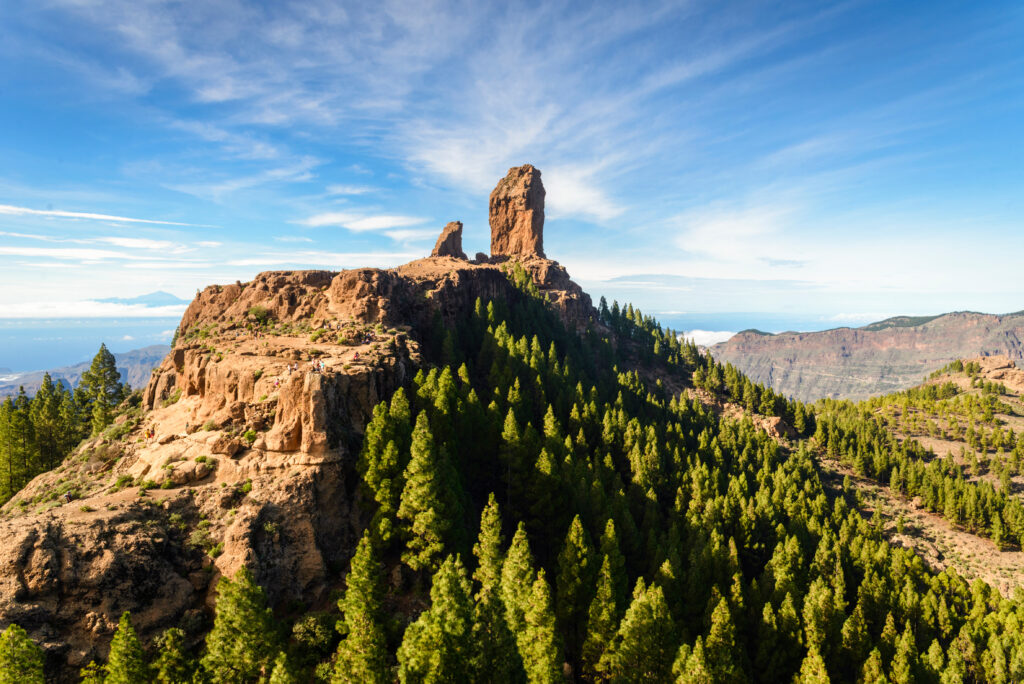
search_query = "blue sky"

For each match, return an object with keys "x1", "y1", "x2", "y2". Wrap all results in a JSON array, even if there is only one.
[{"x1": 1, "y1": 0, "x2": 1023, "y2": 341}]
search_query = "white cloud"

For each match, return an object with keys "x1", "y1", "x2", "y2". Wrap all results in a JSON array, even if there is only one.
[
  {"x1": 679, "y1": 330, "x2": 737, "y2": 347},
  {"x1": 346, "y1": 216, "x2": 427, "y2": 232},
  {"x1": 0, "y1": 300, "x2": 187, "y2": 318},
  {"x1": 166, "y1": 157, "x2": 320, "y2": 201},
  {"x1": 197, "y1": 241, "x2": 221, "y2": 248},
  {"x1": 0, "y1": 246, "x2": 134, "y2": 261},
  {"x1": 298, "y1": 212, "x2": 427, "y2": 232},
  {"x1": 95, "y1": 237, "x2": 177, "y2": 250},
  {"x1": 120, "y1": 261, "x2": 213, "y2": 270},
  {"x1": 0, "y1": 203, "x2": 207, "y2": 227},
  {"x1": 672, "y1": 202, "x2": 799, "y2": 264},
  {"x1": 274, "y1": 236, "x2": 312, "y2": 243},
  {"x1": 384, "y1": 228, "x2": 439, "y2": 243},
  {"x1": 326, "y1": 184, "x2": 375, "y2": 196},
  {"x1": 121, "y1": 334, "x2": 135, "y2": 341},
  {"x1": 544, "y1": 167, "x2": 623, "y2": 222}
]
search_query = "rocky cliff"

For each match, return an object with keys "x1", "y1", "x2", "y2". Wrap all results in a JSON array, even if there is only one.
[
  {"x1": 711, "y1": 311, "x2": 1024, "y2": 401},
  {"x1": 0, "y1": 165, "x2": 593, "y2": 678}
]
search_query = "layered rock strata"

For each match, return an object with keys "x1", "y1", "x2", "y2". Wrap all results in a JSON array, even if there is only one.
[{"x1": 711, "y1": 311, "x2": 1024, "y2": 401}]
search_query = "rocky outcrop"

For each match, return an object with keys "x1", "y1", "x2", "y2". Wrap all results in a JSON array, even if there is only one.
[
  {"x1": 490, "y1": 164, "x2": 545, "y2": 258},
  {"x1": 431, "y1": 221, "x2": 467, "y2": 259},
  {"x1": 711, "y1": 311, "x2": 1024, "y2": 401},
  {"x1": 0, "y1": 162, "x2": 600, "y2": 679}
]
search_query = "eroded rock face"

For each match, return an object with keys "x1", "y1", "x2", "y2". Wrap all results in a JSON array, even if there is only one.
[
  {"x1": 490, "y1": 164, "x2": 545, "y2": 258},
  {"x1": 0, "y1": 200, "x2": 596, "y2": 678},
  {"x1": 431, "y1": 221, "x2": 467, "y2": 259}
]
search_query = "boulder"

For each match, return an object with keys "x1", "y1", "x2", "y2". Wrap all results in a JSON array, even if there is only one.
[
  {"x1": 490, "y1": 164, "x2": 545, "y2": 258},
  {"x1": 431, "y1": 221, "x2": 467, "y2": 259}
]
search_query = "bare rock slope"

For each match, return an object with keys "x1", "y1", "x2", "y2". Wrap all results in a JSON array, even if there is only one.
[
  {"x1": 711, "y1": 311, "x2": 1024, "y2": 401},
  {"x1": 0, "y1": 165, "x2": 592, "y2": 677}
]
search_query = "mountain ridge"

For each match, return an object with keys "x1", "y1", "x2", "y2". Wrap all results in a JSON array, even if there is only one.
[
  {"x1": 0, "y1": 345, "x2": 171, "y2": 398},
  {"x1": 711, "y1": 309, "x2": 1024, "y2": 401}
]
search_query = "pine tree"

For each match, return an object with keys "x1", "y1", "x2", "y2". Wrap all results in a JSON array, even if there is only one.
[
  {"x1": 520, "y1": 570, "x2": 563, "y2": 684},
  {"x1": 105, "y1": 612, "x2": 149, "y2": 684},
  {"x1": 79, "y1": 662, "x2": 104, "y2": 684},
  {"x1": 674, "y1": 638, "x2": 714, "y2": 684},
  {"x1": 397, "y1": 555, "x2": 475, "y2": 683},
  {"x1": 473, "y1": 493, "x2": 505, "y2": 597},
  {"x1": 555, "y1": 515, "x2": 595, "y2": 665},
  {"x1": 581, "y1": 555, "x2": 620, "y2": 679},
  {"x1": 79, "y1": 343, "x2": 123, "y2": 434},
  {"x1": 398, "y1": 412, "x2": 462, "y2": 572},
  {"x1": 890, "y1": 623, "x2": 918, "y2": 684},
  {"x1": 500, "y1": 523, "x2": 537, "y2": 636},
  {"x1": 598, "y1": 579, "x2": 676, "y2": 683},
  {"x1": 860, "y1": 648, "x2": 887, "y2": 684},
  {"x1": 794, "y1": 646, "x2": 830, "y2": 683},
  {"x1": 333, "y1": 532, "x2": 387, "y2": 684},
  {"x1": 704, "y1": 597, "x2": 744, "y2": 684},
  {"x1": 268, "y1": 652, "x2": 300, "y2": 684},
  {"x1": 0, "y1": 624, "x2": 44, "y2": 684},
  {"x1": 470, "y1": 496, "x2": 525, "y2": 682},
  {"x1": 90, "y1": 388, "x2": 113, "y2": 437},
  {"x1": 201, "y1": 567, "x2": 281, "y2": 683},
  {"x1": 599, "y1": 519, "x2": 628, "y2": 612},
  {"x1": 153, "y1": 627, "x2": 193, "y2": 684}
]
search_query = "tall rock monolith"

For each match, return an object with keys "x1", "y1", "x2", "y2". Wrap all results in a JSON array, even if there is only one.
[{"x1": 489, "y1": 164, "x2": 545, "y2": 258}]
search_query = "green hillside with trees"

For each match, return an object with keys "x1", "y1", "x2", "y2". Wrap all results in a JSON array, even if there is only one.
[
  {"x1": 3, "y1": 272, "x2": 1024, "y2": 683},
  {"x1": 0, "y1": 344, "x2": 131, "y2": 506}
]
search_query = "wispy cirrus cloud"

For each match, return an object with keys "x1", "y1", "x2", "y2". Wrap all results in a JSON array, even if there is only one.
[
  {"x1": 0, "y1": 203, "x2": 210, "y2": 227},
  {"x1": 298, "y1": 212, "x2": 428, "y2": 232},
  {"x1": 0, "y1": 300, "x2": 188, "y2": 318},
  {"x1": 0, "y1": 231, "x2": 211, "y2": 254},
  {"x1": 326, "y1": 184, "x2": 376, "y2": 196}
]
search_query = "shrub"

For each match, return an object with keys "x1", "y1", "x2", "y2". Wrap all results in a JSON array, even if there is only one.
[
  {"x1": 242, "y1": 430, "x2": 258, "y2": 446},
  {"x1": 161, "y1": 388, "x2": 183, "y2": 408},
  {"x1": 111, "y1": 475, "x2": 134, "y2": 492},
  {"x1": 247, "y1": 306, "x2": 273, "y2": 326}
]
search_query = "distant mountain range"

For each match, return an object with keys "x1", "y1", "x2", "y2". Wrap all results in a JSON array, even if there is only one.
[
  {"x1": 96, "y1": 291, "x2": 190, "y2": 307},
  {"x1": 710, "y1": 310, "x2": 1024, "y2": 401},
  {"x1": 0, "y1": 345, "x2": 170, "y2": 398}
]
